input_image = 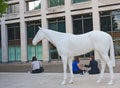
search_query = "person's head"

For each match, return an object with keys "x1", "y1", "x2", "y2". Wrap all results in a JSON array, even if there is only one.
[
  {"x1": 74, "y1": 56, "x2": 80, "y2": 62},
  {"x1": 32, "y1": 56, "x2": 37, "y2": 61},
  {"x1": 89, "y1": 56, "x2": 94, "y2": 60}
]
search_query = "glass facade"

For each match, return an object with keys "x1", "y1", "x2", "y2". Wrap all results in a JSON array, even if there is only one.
[
  {"x1": 7, "y1": 23, "x2": 21, "y2": 62},
  {"x1": 48, "y1": 17, "x2": 66, "y2": 60},
  {"x1": 72, "y1": 0, "x2": 90, "y2": 3},
  {"x1": 26, "y1": 0, "x2": 41, "y2": 11},
  {"x1": 27, "y1": 20, "x2": 42, "y2": 61},
  {"x1": 48, "y1": 0, "x2": 64, "y2": 7},
  {"x1": 100, "y1": 10, "x2": 120, "y2": 58},
  {"x1": 0, "y1": 0, "x2": 120, "y2": 63},
  {"x1": 7, "y1": 3, "x2": 19, "y2": 14}
]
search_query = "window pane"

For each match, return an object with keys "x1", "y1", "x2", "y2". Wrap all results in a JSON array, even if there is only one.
[
  {"x1": 73, "y1": 19, "x2": 82, "y2": 34},
  {"x1": 7, "y1": 4, "x2": 19, "y2": 14},
  {"x1": 15, "y1": 27, "x2": 20, "y2": 39},
  {"x1": 14, "y1": 4, "x2": 19, "y2": 13},
  {"x1": 100, "y1": 16, "x2": 111, "y2": 32},
  {"x1": 72, "y1": 0, "x2": 90, "y2": 3},
  {"x1": 27, "y1": 25, "x2": 34, "y2": 38},
  {"x1": 58, "y1": 21, "x2": 66, "y2": 32},
  {"x1": 83, "y1": 18, "x2": 93, "y2": 33},
  {"x1": 73, "y1": 13, "x2": 92, "y2": 34},
  {"x1": 27, "y1": 20, "x2": 41, "y2": 39},
  {"x1": 49, "y1": 0, "x2": 64, "y2": 7},
  {"x1": 48, "y1": 17, "x2": 66, "y2": 32},
  {"x1": 27, "y1": 0, "x2": 41, "y2": 11},
  {"x1": 8, "y1": 28, "x2": 14, "y2": 40},
  {"x1": 7, "y1": 23, "x2": 20, "y2": 40}
]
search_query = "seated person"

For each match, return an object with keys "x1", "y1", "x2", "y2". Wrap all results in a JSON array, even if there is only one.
[
  {"x1": 84, "y1": 56, "x2": 100, "y2": 74},
  {"x1": 31, "y1": 56, "x2": 44, "y2": 73},
  {"x1": 72, "y1": 56, "x2": 86, "y2": 74}
]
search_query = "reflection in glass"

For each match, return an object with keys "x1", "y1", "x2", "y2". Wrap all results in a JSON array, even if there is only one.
[{"x1": 27, "y1": 0, "x2": 41, "y2": 11}]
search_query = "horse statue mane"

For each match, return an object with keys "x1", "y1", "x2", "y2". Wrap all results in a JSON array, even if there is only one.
[{"x1": 32, "y1": 26, "x2": 115, "y2": 85}]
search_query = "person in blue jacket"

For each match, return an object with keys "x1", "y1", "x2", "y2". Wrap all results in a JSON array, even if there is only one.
[
  {"x1": 72, "y1": 56, "x2": 86, "y2": 75},
  {"x1": 84, "y1": 56, "x2": 100, "y2": 74}
]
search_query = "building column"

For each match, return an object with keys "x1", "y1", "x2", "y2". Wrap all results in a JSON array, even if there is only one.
[
  {"x1": 1, "y1": 16, "x2": 8, "y2": 62},
  {"x1": 65, "y1": 0, "x2": 73, "y2": 33},
  {"x1": 92, "y1": 0, "x2": 100, "y2": 31},
  {"x1": 19, "y1": 0, "x2": 27, "y2": 62},
  {"x1": 92, "y1": 0, "x2": 100, "y2": 59},
  {"x1": 41, "y1": 0, "x2": 49, "y2": 61}
]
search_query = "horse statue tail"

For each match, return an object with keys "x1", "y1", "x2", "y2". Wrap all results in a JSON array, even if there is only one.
[{"x1": 110, "y1": 36, "x2": 115, "y2": 67}]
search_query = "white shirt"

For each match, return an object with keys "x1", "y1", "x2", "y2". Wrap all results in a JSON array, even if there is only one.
[{"x1": 32, "y1": 61, "x2": 41, "y2": 70}]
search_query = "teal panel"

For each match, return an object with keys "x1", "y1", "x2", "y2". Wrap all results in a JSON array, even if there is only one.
[
  {"x1": 16, "y1": 46, "x2": 21, "y2": 61},
  {"x1": 28, "y1": 44, "x2": 42, "y2": 61},
  {"x1": 8, "y1": 46, "x2": 15, "y2": 61},
  {"x1": 36, "y1": 44, "x2": 42, "y2": 60},
  {"x1": 27, "y1": 45, "x2": 36, "y2": 61}
]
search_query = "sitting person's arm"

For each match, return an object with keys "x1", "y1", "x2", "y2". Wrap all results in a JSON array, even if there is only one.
[
  {"x1": 77, "y1": 63, "x2": 84, "y2": 70},
  {"x1": 84, "y1": 64, "x2": 90, "y2": 68},
  {"x1": 84, "y1": 61, "x2": 92, "y2": 68}
]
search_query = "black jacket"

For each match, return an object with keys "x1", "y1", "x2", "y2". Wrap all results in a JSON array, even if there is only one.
[{"x1": 85, "y1": 59, "x2": 100, "y2": 74}]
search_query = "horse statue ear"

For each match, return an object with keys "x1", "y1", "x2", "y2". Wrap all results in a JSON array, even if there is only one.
[{"x1": 38, "y1": 26, "x2": 42, "y2": 30}]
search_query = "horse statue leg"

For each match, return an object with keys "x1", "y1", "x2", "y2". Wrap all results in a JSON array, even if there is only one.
[
  {"x1": 101, "y1": 54, "x2": 114, "y2": 85},
  {"x1": 97, "y1": 59, "x2": 106, "y2": 83},
  {"x1": 61, "y1": 55, "x2": 68, "y2": 85},
  {"x1": 68, "y1": 58, "x2": 74, "y2": 84}
]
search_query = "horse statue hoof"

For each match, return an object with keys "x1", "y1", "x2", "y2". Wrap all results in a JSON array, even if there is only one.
[
  {"x1": 69, "y1": 80, "x2": 73, "y2": 84},
  {"x1": 61, "y1": 81, "x2": 66, "y2": 85},
  {"x1": 108, "y1": 80, "x2": 113, "y2": 85},
  {"x1": 96, "y1": 79, "x2": 101, "y2": 83}
]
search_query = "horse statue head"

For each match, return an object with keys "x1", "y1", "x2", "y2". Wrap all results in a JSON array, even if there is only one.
[{"x1": 32, "y1": 26, "x2": 44, "y2": 45}]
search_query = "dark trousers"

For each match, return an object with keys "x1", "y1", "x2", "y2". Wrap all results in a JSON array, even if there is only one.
[
  {"x1": 73, "y1": 70, "x2": 84, "y2": 74},
  {"x1": 32, "y1": 68, "x2": 44, "y2": 73}
]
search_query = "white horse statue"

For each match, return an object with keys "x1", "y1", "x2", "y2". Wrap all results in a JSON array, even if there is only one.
[{"x1": 32, "y1": 27, "x2": 115, "y2": 85}]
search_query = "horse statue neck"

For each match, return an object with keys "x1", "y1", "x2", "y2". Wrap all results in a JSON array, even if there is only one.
[{"x1": 42, "y1": 29, "x2": 67, "y2": 46}]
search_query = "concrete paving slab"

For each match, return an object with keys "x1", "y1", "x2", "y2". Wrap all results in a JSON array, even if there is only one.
[{"x1": 0, "y1": 73, "x2": 120, "y2": 88}]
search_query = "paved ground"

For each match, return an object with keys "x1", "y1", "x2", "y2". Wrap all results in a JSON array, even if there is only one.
[
  {"x1": 0, "y1": 72, "x2": 120, "y2": 88},
  {"x1": 0, "y1": 59, "x2": 120, "y2": 88},
  {"x1": 0, "y1": 59, "x2": 120, "y2": 73}
]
